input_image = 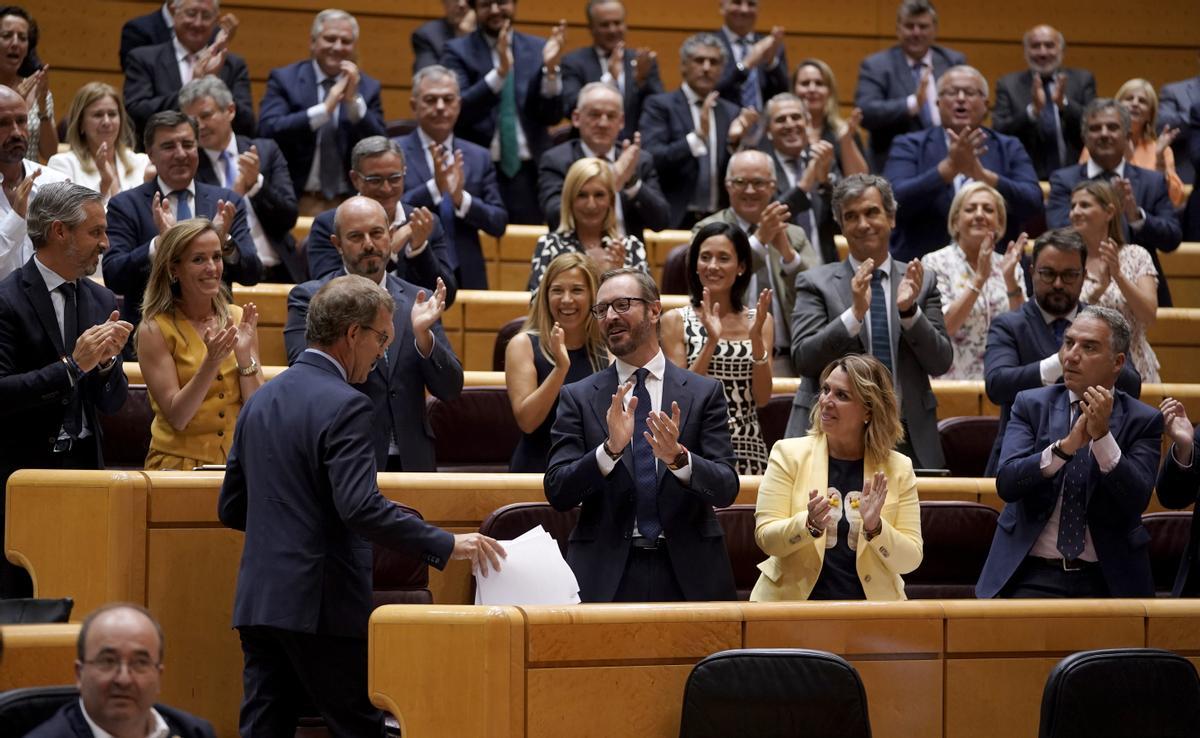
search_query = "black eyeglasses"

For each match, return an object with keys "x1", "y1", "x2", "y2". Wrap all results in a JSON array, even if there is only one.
[
  {"x1": 360, "y1": 325, "x2": 391, "y2": 348},
  {"x1": 82, "y1": 655, "x2": 160, "y2": 675},
  {"x1": 1035, "y1": 268, "x2": 1083, "y2": 285},
  {"x1": 590, "y1": 296, "x2": 650, "y2": 319},
  {"x1": 357, "y1": 173, "x2": 405, "y2": 186}
]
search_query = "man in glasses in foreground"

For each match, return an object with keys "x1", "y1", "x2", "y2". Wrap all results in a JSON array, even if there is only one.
[
  {"x1": 983, "y1": 228, "x2": 1142, "y2": 476},
  {"x1": 26, "y1": 603, "x2": 216, "y2": 737},
  {"x1": 544, "y1": 267, "x2": 739, "y2": 603}
]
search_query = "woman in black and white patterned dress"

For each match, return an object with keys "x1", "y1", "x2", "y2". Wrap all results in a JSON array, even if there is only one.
[{"x1": 661, "y1": 222, "x2": 774, "y2": 475}]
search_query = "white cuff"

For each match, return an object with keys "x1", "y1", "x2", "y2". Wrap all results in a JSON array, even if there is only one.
[
  {"x1": 1091, "y1": 432, "x2": 1121, "y2": 474},
  {"x1": 686, "y1": 131, "x2": 708, "y2": 158},
  {"x1": 596, "y1": 443, "x2": 619, "y2": 476},
  {"x1": 1040, "y1": 353, "x2": 1063, "y2": 385},
  {"x1": 307, "y1": 104, "x2": 330, "y2": 131},
  {"x1": 840, "y1": 306, "x2": 862, "y2": 337},
  {"x1": 455, "y1": 191, "x2": 473, "y2": 218},
  {"x1": 485, "y1": 68, "x2": 504, "y2": 95}
]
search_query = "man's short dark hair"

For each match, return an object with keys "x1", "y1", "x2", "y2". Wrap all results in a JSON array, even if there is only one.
[
  {"x1": 143, "y1": 109, "x2": 198, "y2": 151},
  {"x1": 831, "y1": 173, "x2": 897, "y2": 228},
  {"x1": 1081, "y1": 97, "x2": 1131, "y2": 139},
  {"x1": 76, "y1": 603, "x2": 165, "y2": 663},
  {"x1": 585, "y1": 0, "x2": 623, "y2": 25},
  {"x1": 1032, "y1": 227, "x2": 1088, "y2": 267},
  {"x1": 600, "y1": 267, "x2": 659, "y2": 303},
  {"x1": 897, "y1": 0, "x2": 938, "y2": 23}
]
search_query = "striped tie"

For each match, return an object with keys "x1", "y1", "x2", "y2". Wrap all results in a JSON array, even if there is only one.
[{"x1": 869, "y1": 270, "x2": 893, "y2": 373}]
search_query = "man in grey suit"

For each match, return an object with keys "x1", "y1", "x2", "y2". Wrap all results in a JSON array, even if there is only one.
[
  {"x1": 694, "y1": 149, "x2": 818, "y2": 377},
  {"x1": 992, "y1": 25, "x2": 1097, "y2": 180},
  {"x1": 784, "y1": 173, "x2": 953, "y2": 469}
]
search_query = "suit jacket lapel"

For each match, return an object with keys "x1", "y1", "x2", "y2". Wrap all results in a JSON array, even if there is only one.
[
  {"x1": 403, "y1": 134, "x2": 432, "y2": 184},
  {"x1": 22, "y1": 262, "x2": 65, "y2": 355},
  {"x1": 1049, "y1": 386, "x2": 1071, "y2": 450},
  {"x1": 832, "y1": 261, "x2": 859, "y2": 347},
  {"x1": 1023, "y1": 301, "x2": 1059, "y2": 360},
  {"x1": 386, "y1": 276, "x2": 410, "y2": 381},
  {"x1": 893, "y1": 48, "x2": 916, "y2": 95},
  {"x1": 297, "y1": 61, "x2": 318, "y2": 109},
  {"x1": 888, "y1": 260, "x2": 903, "y2": 362},
  {"x1": 158, "y1": 43, "x2": 183, "y2": 89}
]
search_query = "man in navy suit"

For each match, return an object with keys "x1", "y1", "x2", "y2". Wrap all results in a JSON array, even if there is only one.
[
  {"x1": 713, "y1": 0, "x2": 788, "y2": 114},
  {"x1": 306, "y1": 137, "x2": 458, "y2": 304},
  {"x1": 545, "y1": 268, "x2": 739, "y2": 602},
  {"x1": 976, "y1": 306, "x2": 1162, "y2": 599},
  {"x1": 992, "y1": 25, "x2": 1097, "y2": 180},
  {"x1": 983, "y1": 228, "x2": 1141, "y2": 477},
  {"x1": 1155, "y1": 397, "x2": 1200, "y2": 597},
  {"x1": 1158, "y1": 54, "x2": 1199, "y2": 184},
  {"x1": 25, "y1": 603, "x2": 216, "y2": 738},
  {"x1": 442, "y1": 0, "x2": 567, "y2": 225},
  {"x1": 561, "y1": 0, "x2": 663, "y2": 142},
  {"x1": 1047, "y1": 98, "x2": 1183, "y2": 306},
  {"x1": 539, "y1": 82, "x2": 669, "y2": 242},
  {"x1": 884, "y1": 65, "x2": 1043, "y2": 262},
  {"x1": 640, "y1": 33, "x2": 757, "y2": 229},
  {"x1": 854, "y1": 0, "x2": 966, "y2": 172},
  {"x1": 103, "y1": 111, "x2": 261, "y2": 329},
  {"x1": 123, "y1": 0, "x2": 255, "y2": 143},
  {"x1": 119, "y1": 1, "x2": 173, "y2": 72},
  {"x1": 258, "y1": 9, "x2": 386, "y2": 214},
  {"x1": 0, "y1": 183, "x2": 130, "y2": 596},
  {"x1": 220, "y1": 274, "x2": 502, "y2": 737},
  {"x1": 400, "y1": 65, "x2": 508, "y2": 290},
  {"x1": 181, "y1": 77, "x2": 303, "y2": 283},
  {"x1": 284, "y1": 197, "x2": 463, "y2": 472},
  {"x1": 411, "y1": 0, "x2": 474, "y2": 74}
]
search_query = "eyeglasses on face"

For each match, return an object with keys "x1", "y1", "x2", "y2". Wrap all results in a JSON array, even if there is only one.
[
  {"x1": 357, "y1": 173, "x2": 405, "y2": 187},
  {"x1": 82, "y1": 655, "x2": 159, "y2": 676},
  {"x1": 938, "y1": 87, "x2": 984, "y2": 99},
  {"x1": 360, "y1": 325, "x2": 391, "y2": 348},
  {"x1": 1035, "y1": 268, "x2": 1083, "y2": 285},
  {"x1": 590, "y1": 296, "x2": 650, "y2": 319},
  {"x1": 727, "y1": 177, "x2": 775, "y2": 191}
]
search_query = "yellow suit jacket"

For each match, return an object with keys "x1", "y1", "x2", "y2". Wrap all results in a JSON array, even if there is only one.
[{"x1": 750, "y1": 434, "x2": 923, "y2": 601}]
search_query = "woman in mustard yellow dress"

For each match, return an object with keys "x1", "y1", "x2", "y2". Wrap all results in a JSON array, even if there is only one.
[{"x1": 136, "y1": 219, "x2": 263, "y2": 470}]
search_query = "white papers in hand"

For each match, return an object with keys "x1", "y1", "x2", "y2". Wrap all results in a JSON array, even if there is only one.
[{"x1": 473, "y1": 525, "x2": 581, "y2": 606}]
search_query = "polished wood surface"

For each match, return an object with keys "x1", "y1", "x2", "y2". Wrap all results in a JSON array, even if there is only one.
[{"x1": 0, "y1": 624, "x2": 79, "y2": 690}]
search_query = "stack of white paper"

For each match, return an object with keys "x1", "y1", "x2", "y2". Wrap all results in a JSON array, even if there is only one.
[{"x1": 474, "y1": 525, "x2": 581, "y2": 606}]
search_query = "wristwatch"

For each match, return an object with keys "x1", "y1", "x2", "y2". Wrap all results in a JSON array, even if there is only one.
[
  {"x1": 602, "y1": 438, "x2": 623, "y2": 461},
  {"x1": 666, "y1": 445, "x2": 689, "y2": 471}
]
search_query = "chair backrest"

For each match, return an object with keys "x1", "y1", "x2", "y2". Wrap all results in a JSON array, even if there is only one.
[
  {"x1": 678, "y1": 649, "x2": 872, "y2": 738},
  {"x1": 426, "y1": 387, "x2": 522, "y2": 472},
  {"x1": 937, "y1": 416, "x2": 1000, "y2": 478},
  {"x1": 1143, "y1": 511, "x2": 1193, "y2": 595},
  {"x1": 372, "y1": 503, "x2": 433, "y2": 606},
  {"x1": 905, "y1": 501, "x2": 999, "y2": 599},
  {"x1": 1039, "y1": 648, "x2": 1200, "y2": 738},
  {"x1": 99, "y1": 384, "x2": 152, "y2": 469},
  {"x1": 0, "y1": 686, "x2": 78, "y2": 738},
  {"x1": 715, "y1": 505, "x2": 761, "y2": 601},
  {"x1": 479, "y1": 502, "x2": 580, "y2": 557},
  {"x1": 0, "y1": 597, "x2": 73, "y2": 624},
  {"x1": 660, "y1": 243, "x2": 691, "y2": 296},
  {"x1": 758, "y1": 393, "x2": 792, "y2": 453},
  {"x1": 492, "y1": 317, "x2": 527, "y2": 371}
]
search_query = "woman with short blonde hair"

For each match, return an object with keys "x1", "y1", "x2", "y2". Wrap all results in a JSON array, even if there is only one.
[{"x1": 48, "y1": 82, "x2": 150, "y2": 201}]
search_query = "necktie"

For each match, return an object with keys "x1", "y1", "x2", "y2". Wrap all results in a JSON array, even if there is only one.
[
  {"x1": 1057, "y1": 401, "x2": 1089, "y2": 559},
  {"x1": 219, "y1": 150, "x2": 236, "y2": 190},
  {"x1": 1051, "y1": 317, "x2": 1069, "y2": 345},
  {"x1": 435, "y1": 146, "x2": 460, "y2": 272},
  {"x1": 1098, "y1": 170, "x2": 1117, "y2": 182},
  {"x1": 59, "y1": 282, "x2": 83, "y2": 438},
  {"x1": 692, "y1": 99, "x2": 712, "y2": 213},
  {"x1": 788, "y1": 157, "x2": 819, "y2": 246},
  {"x1": 172, "y1": 190, "x2": 191, "y2": 220},
  {"x1": 911, "y1": 62, "x2": 931, "y2": 127},
  {"x1": 1040, "y1": 76, "x2": 1062, "y2": 171},
  {"x1": 317, "y1": 77, "x2": 344, "y2": 199},
  {"x1": 736, "y1": 38, "x2": 763, "y2": 111},
  {"x1": 498, "y1": 70, "x2": 520, "y2": 178},
  {"x1": 181, "y1": 53, "x2": 194, "y2": 85},
  {"x1": 869, "y1": 270, "x2": 893, "y2": 374},
  {"x1": 632, "y1": 368, "x2": 662, "y2": 540}
]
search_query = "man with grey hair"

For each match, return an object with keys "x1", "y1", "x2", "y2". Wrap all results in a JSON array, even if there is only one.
[
  {"x1": 640, "y1": 32, "x2": 759, "y2": 228},
  {"x1": 124, "y1": 0, "x2": 255, "y2": 143},
  {"x1": 258, "y1": 8, "x2": 386, "y2": 214},
  {"x1": 0, "y1": 85, "x2": 68, "y2": 280},
  {"x1": 221, "y1": 272, "x2": 502, "y2": 736},
  {"x1": 1046, "y1": 98, "x2": 1182, "y2": 306},
  {"x1": 305, "y1": 136, "x2": 457, "y2": 302},
  {"x1": 883, "y1": 64, "x2": 1042, "y2": 261},
  {"x1": 399, "y1": 64, "x2": 508, "y2": 289},
  {"x1": 181, "y1": 76, "x2": 303, "y2": 282},
  {"x1": 0, "y1": 182, "x2": 130, "y2": 596},
  {"x1": 978, "y1": 305, "x2": 1162, "y2": 599},
  {"x1": 783, "y1": 173, "x2": 953, "y2": 471},
  {"x1": 993, "y1": 25, "x2": 1096, "y2": 180}
]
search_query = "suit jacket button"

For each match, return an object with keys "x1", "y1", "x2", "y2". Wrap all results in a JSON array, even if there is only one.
[
  {"x1": 219, "y1": 411, "x2": 226, "y2": 418},
  {"x1": 390, "y1": 391, "x2": 397, "y2": 398},
  {"x1": 218, "y1": 393, "x2": 225, "y2": 399},
  {"x1": 217, "y1": 430, "x2": 224, "y2": 437},
  {"x1": 880, "y1": 546, "x2": 889, "y2": 557},
  {"x1": 216, "y1": 374, "x2": 223, "y2": 381},
  {"x1": 61, "y1": 398, "x2": 69, "y2": 405},
  {"x1": 864, "y1": 574, "x2": 872, "y2": 583}
]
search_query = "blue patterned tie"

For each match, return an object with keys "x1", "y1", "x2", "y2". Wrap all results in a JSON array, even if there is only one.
[
  {"x1": 173, "y1": 190, "x2": 191, "y2": 220},
  {"x1": 1051, "y1": 317, "x2": 1069, "y2": 346},
  {"x1": 869, "y1": 270, "x2": 893, "y2": 374},
  {"x1": 1057, "y1": 401, "x2": 1089, "y2": 559},
  {"x1": 632, "y1": 368, "x2": 662, "y2": 540},
  {"x1": 737, "y1": 38, "x2": 763, "y2": 111},
  {"x1": 220, "y1": 150, "x2": 236, "y2": 190},
  {"x1": 1040, "y1": 76, "x2": 1062, "y2": 171}
]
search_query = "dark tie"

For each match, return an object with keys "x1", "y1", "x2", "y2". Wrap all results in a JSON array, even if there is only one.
[
  {"x1": 1040, "y1": 76, "x2": 1062, "y2": 171},
  {"x1": 632, "y1": 368, "x2": 662, "y2": 540},
  {"x1": 317, "y1": 77, "x2": 344, "y2": 199},
  {"x1": 1097, "y1": 170, "x2": 1117, "y2": 182},
  {"x1": 172, "y1": 190, "x2": 191, "y2": 220},
  {"x1": 1051, "y1": 317, "x2": 1069, "y2": 345},
  {"x1": 788, "y1": 156, "x2": 819, "y2": 246},
  {"x1": 498, "y1": 70, "x2": 520, "y2": 178},
  {"x1": 59, "y1": 282, "x2": 83, "y2": 438},
  {"x1": 869, "y1": 270, "x2": 893, "y2": 374},
  {"x1": 736, "y1": 38, "x2": 762, "y2": 111},
  {"x1": 1057, "y1": 401, "x2": 1089, "y2": 560},
  {"x1": 434, "y1": 146, "x2": 460, "y2": 271},
  {"x1": 911, "y1": 62, "x2": 930, "y2": 127},
  {"x1": 219, "y1": 149, "x2": 236, "y2": 190},
  {"x1": 692, "y1": 99, "x2": 712, "y2": 213}
]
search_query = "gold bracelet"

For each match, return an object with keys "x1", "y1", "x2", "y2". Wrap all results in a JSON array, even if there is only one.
[{"x1": 237, "y1": 357, "x2": 259, "y2": 376}]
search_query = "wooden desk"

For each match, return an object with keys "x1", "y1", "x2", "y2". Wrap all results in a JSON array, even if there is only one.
[{"x1": 0, "y1": 623, "x2": 78, "y2": 690}]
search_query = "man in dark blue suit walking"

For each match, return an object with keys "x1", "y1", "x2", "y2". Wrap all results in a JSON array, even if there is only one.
[
  {"x1": 545, "y1": 268, "x2": 739, "y2": 603},
  {"x1": 103, "y1": 111, "x2": 261, "y2": 330},
  {"x1": 400, "y1": 65, "x2": 508, "y2": 290},
  {"x1": 1046, "y1": 98, "x2": 1183, "y2": 306},
  {"x1": 284, "y1": 196, "x2": 463, "y2": 472},
  {"x1": 976, "y1": 306, "x2": 1162, "y2": 599},
  {"x1": 442, "y1": 0, "x2": 567, "y2": 224},
  {"x1": 220, "y1": 274, "x2": 503, "y2": 737}
]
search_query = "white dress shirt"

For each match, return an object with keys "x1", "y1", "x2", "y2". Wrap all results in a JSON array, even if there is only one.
[
  {"x1": 0, "y1": 160, "x2": 70, "y2": 279},
  {"x1": 416, "y1": 127, "x2": 473, "y2": 218},
  {"x1": 80, "y1": 698, "x2": 171, "y2": 738},
  {"x1": 202, "y1": 138, "x2": 277, "y2": 267},
  {"x1": 33, "y1": 255, "x2": 93, "y2": 439},
  {"x1": 302, "y1": 60, "x2": 368, "y2": 193},
  {"x1": 482, "y1": 34, "x2": 563, "y2": 163}
]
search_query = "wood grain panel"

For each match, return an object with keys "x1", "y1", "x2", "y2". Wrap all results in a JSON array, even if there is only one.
[
  {"x1": 526, "y1": 664, "x2": 693, "y2": 738},
  {"x1": 525, "y1": 603, "x2": 741, "y2": 664},
  {"x1": 852, "y1": 659, "x2": 943, "y2": 738},
  {"x1": 945, "y1": 657, "x2": 1061, "y2": 738},
  {"x1": 0, "y1": 624, "x2": 79, "y2": 690}
]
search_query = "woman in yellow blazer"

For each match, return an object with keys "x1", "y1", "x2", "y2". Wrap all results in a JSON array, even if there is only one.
[{"x1": 751, "y1": 354, "x2": 923, "y2": 601}]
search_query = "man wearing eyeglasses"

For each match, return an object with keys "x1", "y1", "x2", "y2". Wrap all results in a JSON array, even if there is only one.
[
  {"x1": 983, "y1": 228, "x2": 1142, "y2": 476},
  {"x1": 26, "y1": 603, "x2": 216, "y2": 737},
  {"x1": 545, "y1": 268, "x2": 739, "y2": 602},
  {"x1": 304, "y1": 136, "x2": 457, "y2": 305},
  {"x1": 883, "y1": 65, "x2": 1043, "y2": 262}
]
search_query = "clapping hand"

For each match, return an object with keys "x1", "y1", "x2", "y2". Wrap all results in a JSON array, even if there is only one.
[
  {"x1": 9, "y1": 167, "x2": 40, "y2": 219},
  {"x1": 858, "y1": 471, "x2": 888, "y2": 536},
  {"x1": 896, "y1": 259, "x2": 924, "y2": 313},
  {"x1": 411, "y1": 277, "x2": 448, "y2": 336},
  {"x1": 697, "y1": 286, "x2": 723, "y2": 342},
  {"x1": 850, "y1": 257, "x2": 875, "y2": 321},
  {"x1": 211, "y1": 199, "x2": 237, "y2": 244},
  {"x1": 838, "y1": 108, "x2": 863, "y2": 143},
  {"x1": 542, "y1": 20, "x2": 567, "y2": 70},
  {"x1": 806, "y1": 489, "x2": 831, "y2": 534},
  {"x1": 73, "y1": 311, "x2": 133, "y2": 372},
  {"x1": 973, "y1": 233, "x2": 994, "y2": 289},
  {"x1": 548, "y1": 321, "x2": 570, "y2": 368},
  {"x1": 605, "y1": 379, "x2": 637, "y2": 452},
  {"x1": 632, "y1": 47, "x2": 656, "y2": 85},
  {"x1": 612, "y1": 133, "x2": 641, "y2": 190},
  {"x1": 151, "y1": 190, "x2": 176, "y2": 235},
  {"x1": 234, "y1": 146, "x2": 261, "y2": 195},
  {"x1": 201, "y1": 321, "x2": 238, "y2": 368},
  {"x1": 1160, "y1": 397, "x2": 1195, "y2": 466},
  {"x1": 1112, "y1": 177, "x2": 1140, "y2": 222},
  {"x1": 96, "y1": 142, "x2": 119, "y2": 198},
  {"x1": 1080, "y1": 385, "x2": 1114, "y2": 441},
  {"x1": 193, "y1": 31, "x2": 229, "y2": 78},
  {"x1": 728, "y1": 107, "x2": 760, "y2": 148},
  {"x1": 697, "y1": 91, "x2": 718, "y2": 140},
  {"x1": 749, "y1": 288, "x2": 772, "y2": 344},
  {"x1": 645, "y1": 401, "x2": 684, "y2": 463},
  {"x1": 233, "y1": 302, "x2": 258, "y2": 366},
  {"x1": 1155, "y1": 126, "x2": 1180, "y2": 172},
  {"x1": 1000, "y1": 233, "x2": 1026, "y2": 290}
]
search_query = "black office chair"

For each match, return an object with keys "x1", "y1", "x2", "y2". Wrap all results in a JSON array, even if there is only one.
[
  {"x1": 0, "y1": 597, "x2": 73, "y2": 624},
  {"x1": 0, "y1": 686, "x2": 77, "y2": 738},
  {"x1": 1039, "y1": 648, "x2": 1200, "y2": 738},
  {"x1": 678, "y1": 649, "x2": 872, "y2": 738}
]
